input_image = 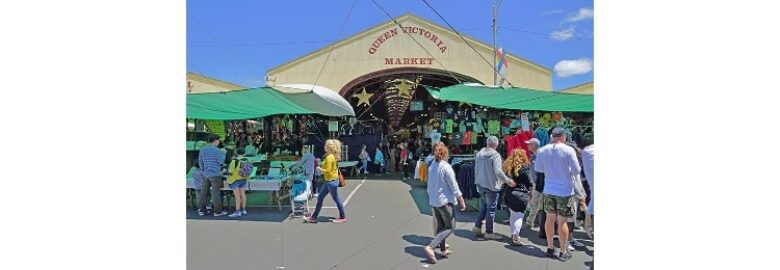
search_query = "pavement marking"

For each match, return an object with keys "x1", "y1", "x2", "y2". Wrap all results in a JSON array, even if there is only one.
[{"x1": 343, "y1": 177, "x2": 367, "y2": 206}]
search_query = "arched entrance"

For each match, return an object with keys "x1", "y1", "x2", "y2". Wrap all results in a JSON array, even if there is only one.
[{"x1": 340, "y1": 67, "x2": 482, "y2": 133}]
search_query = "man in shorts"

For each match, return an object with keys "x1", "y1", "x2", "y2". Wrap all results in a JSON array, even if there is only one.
[{"x1": 534, "y1": 127, "x2": 581, "y2": 261}]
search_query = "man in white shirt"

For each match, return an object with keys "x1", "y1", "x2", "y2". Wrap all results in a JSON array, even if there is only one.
[
  {"x1": 582, "y1": 143, "x2": 594, "y2": 238},
  {"x1": 534, "y1": 128, "x2": 581, "y2": 261}
]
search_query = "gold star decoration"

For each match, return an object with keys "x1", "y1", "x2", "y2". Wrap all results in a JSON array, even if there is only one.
[
  {"x1": 396, "y1": 79, "x2": 413, "y2": 97},
  {"x1": 352, "y1": 87, "x2": 374, "y2": 106}
]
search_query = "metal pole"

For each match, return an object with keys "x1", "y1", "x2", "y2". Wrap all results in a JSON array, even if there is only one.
[{"x1": 492, "y1": 3, "x2": 497, "y2": 86}]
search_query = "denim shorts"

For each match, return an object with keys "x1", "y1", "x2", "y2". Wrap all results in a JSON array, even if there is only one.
[{"x1": 229, "y1": 179, "x2": 247, "y2": 190}]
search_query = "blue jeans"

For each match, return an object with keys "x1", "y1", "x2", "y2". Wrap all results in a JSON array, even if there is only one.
[
  {"x1": 311, "y1": 180, "x2": 345, "y2": 219},
  {"x1": 359, "y1": 160, "x2": 368, "y2": 173},
  {"x1": 474, "y1": 186, "x2": 500, "y2": 233}
]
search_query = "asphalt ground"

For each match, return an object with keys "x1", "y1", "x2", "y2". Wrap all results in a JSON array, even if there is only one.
[{"x1": 187, "y1": 175, "x2": 594, "y2": 270}]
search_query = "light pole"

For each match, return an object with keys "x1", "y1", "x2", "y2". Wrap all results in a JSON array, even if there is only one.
[{"x1": 492, "y1": 0, "x2": 503, "y2": 86}]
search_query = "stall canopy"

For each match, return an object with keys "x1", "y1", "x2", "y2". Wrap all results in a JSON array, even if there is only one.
[
  {"x1": 187, "y1": 87, "x2": 315, "y2": 120},
  {"x1": 187, "y1": 85, "x2": 356, "y2": 120},
  {"x1": 275, "y1": 84, "x2": 355, "y2": 117},
  {"x1": 425, "y1": 83, "x2": 593, "y2": 112}
]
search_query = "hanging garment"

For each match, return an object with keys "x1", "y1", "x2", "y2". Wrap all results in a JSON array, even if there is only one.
[
  {"x1": 462, "y1": 131, "x2": 472, "y2": 145},
  {"x1": 418, "y1": 161, "x2": 428, "y2": 182},
  {"x1": 505, "y1": 131, "x2": 535, "y2": 160},
  {"x1": 488, "y1": 120, "x2": 500, "y2": 134},
  {"x1": 414, "y1": 160, "x2": 422, "y2": 179},
  {"x1": 452, "y1": 132, "x2": 462, "y2": 146},
  {"x1": 535, "y1": 129, "x2": 549, "y2": 146},
  {"x1": 453, "y1": 163, "x2": 478, "y2": 199},
  {"x1": 430, "y1": 132, "x2": 442, "y2": 144}
]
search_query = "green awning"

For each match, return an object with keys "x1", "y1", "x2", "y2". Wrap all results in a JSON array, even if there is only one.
[
  {"x1": 425, "y1": 83, "x2": 593, "y2": 112},
  {"x1": 187, "y1": 87, "x2": 315, "y2": 120}
]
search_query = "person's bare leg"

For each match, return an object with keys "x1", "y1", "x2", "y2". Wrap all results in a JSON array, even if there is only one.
[
  {"x1": 233, "y1": 189, "x2": 241, "y2": 212},
  {"x1": 240, "y1": 188, "x2": 247, "y2": 210},
  {"x1": 557, "y1": 215, "x2": 570, "y2": 254},
  {"x1": 545, "y1": 212, "x2": 556, "y2": 249}
]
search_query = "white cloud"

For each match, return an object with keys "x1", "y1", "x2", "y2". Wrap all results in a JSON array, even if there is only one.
[
  {"x1": 554, "y1": 58, "x2": 593, "y2": 78},
  {"x1": 565, "y1": 8, "x2": 593, "y2": 22},
  {"x1": 550, "y1": 26, "x2": 576, "y2": 41}
]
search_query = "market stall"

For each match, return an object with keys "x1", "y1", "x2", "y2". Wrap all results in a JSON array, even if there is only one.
[{"x1": 186, "y1": 85, "x2": 356, "y2": 212}]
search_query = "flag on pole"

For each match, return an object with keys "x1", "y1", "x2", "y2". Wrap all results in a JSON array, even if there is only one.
[{"x1": 496, "y1": 47, "x2": 509, "y2": 86}]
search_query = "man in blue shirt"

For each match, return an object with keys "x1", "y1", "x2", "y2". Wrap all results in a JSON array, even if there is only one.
[{"x1": 198, "y1": 134, "x2": 227, "y2": 217}]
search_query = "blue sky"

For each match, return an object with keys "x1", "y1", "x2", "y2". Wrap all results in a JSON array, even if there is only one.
[{"x1": 187, "y1": 0, "x2": 593, "y2": 90}]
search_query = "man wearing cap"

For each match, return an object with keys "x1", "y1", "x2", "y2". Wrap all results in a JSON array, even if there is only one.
[
  {"x1": 523, "y1": 138, "x2": 545, "y2": 229},
  {"x1": 534, "y1": 127, "x2": 581, "y2": 261}
]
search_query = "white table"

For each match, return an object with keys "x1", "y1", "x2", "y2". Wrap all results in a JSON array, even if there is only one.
[{"x1": 338, "y1": 161, "x2": 359, "y2": 176}]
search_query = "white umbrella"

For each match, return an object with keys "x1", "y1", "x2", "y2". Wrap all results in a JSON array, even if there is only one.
[{"x1": 274, "y1": 84, "x2": 355, "y2": 117}]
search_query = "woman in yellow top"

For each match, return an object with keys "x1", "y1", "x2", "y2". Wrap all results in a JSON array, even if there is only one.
[{"x1": 305, "y1": 139, "x2": 347, "y2": 223}]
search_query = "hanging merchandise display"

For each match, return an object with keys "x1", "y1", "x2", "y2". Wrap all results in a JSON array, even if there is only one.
[
  {"x1": 384, "y1": 79, "x2": 415, "y2": 129},
  {"x1": 488, "y1": 120, "x2": 500, "y2": 134},
  {"x1": 430, "y1": 132, "x2": 442, "y2": 144},
  {"x1": 520, "y1": 113, "x2": 530, "y2": 132},
  {"x1": 204, "y1": 120, "x2": 226, "y2": 140}
]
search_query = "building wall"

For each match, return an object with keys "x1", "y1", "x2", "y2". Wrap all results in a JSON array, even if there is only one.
[
  {"x1": 266, "y1": 14, "x2": 552, "y2": 93},
  {"x1": 186, "y1": 72, "x2": 245, "y2": 93}
]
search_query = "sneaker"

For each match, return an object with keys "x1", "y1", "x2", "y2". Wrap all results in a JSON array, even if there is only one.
[
  {"x1": 558, "y1": 252, "x2": 573, "y2": 262},
  {"x1": 567, "y1": 243, "x2": 575, "y2": 251},
  {"x1": 229, "y1": 211, "x2": 242, "y2": 218},
  {"x1": 545, "y1": 248, "x2": 557, "y2": 259},
  {"x1": 206, "y1": 205, "x2": 213, "y2": 210},
  {"x1": 484, "y1": 233, "x2": 502, "y2": 241},
  {"x1": 570, "y1": 239, "x2": 585, "y2": 248},
  {"x1": 333, "y1": 218, "x2": 348, "y2": 223},
  {"x1": 471, "y1": 226, "x2": 484, "y2": 236},
  {"x1": 198, "y1": 210, "x2": 206, "y2": 216},
  {"x1": 213, "y1": 210, "x2": 228, "y2": 217},
  {"x1": 304, "y1": 217, "x2": 318, "y2": 223},
  {"x1": 241, "y1": 209, "x2": 248, "y2": 215}
]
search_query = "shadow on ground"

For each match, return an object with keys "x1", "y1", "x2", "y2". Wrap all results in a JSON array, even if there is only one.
[
  {"x1": 503, "y1": 244, "x2": 547, "y2": 258},
  {"x1": 403, "y1": 246, "x2": 429, "y2": 262},
  {"x1": 403, "y1": 235, "x2": 433, "y2": 246},
  {"x1": 185, "y1": 207, "x2": 289, "y2": 222}
]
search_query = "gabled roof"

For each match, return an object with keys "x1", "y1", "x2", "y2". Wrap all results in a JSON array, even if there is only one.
[
  {"x1": 187, "y1": 72, "x2": 246, "y2": 91},
  {"x1": 558, "y1": 81, "x2": 594, "y2": 95},
  {"x1": 267, "y1": 13, "x2": 551, "y2": 75}
]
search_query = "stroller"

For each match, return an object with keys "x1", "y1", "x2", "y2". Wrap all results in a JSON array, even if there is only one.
[{"x1": 289, "y1": 174, "x2": 312, "y2": 218}]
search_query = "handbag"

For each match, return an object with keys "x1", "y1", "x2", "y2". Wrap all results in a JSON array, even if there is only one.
[
  {"x1": 503, "y1": 184, "x2": 530, "y2": 212},
  {"x1": 338, "y1": 171, "x2": 346, "y2": 187}
]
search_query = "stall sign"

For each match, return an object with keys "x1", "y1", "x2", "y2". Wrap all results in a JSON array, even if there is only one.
[{"x1": 328, "y1": 121, "x2": 339, "y2": 132}]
